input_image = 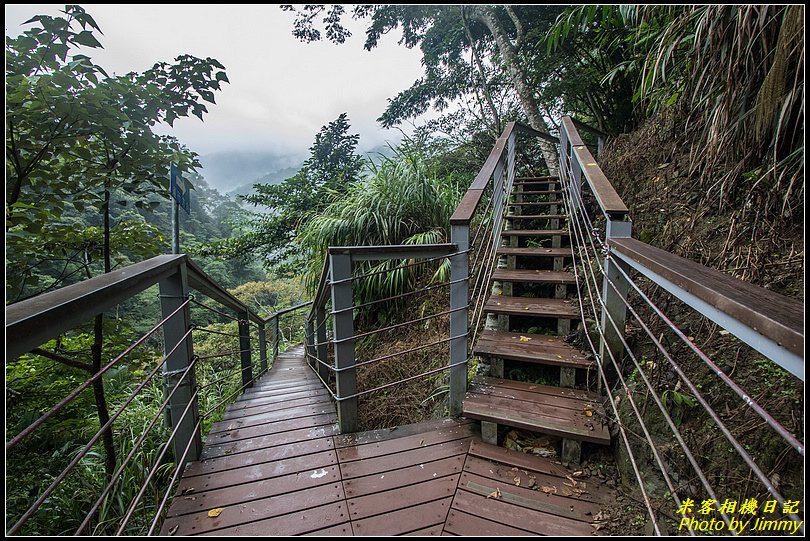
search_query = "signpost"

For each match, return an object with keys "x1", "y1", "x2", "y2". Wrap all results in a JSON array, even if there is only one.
[{"x1": 170, "y1": 164, "x2": 190, "y2": 254}]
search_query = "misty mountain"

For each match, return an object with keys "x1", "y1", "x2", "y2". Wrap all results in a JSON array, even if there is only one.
[{"x1": 197, "y1": 150, "x2": 306, "y2": 193}]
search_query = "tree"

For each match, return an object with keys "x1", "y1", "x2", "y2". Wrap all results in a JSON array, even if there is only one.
[
  {"x1": 5, "y1": 5, "x2": 228, "y2": 480},
  {"x1": 280, "y1": 5, "x2": 566, "y2": 174},
  {"x1": 204, "y1": 113, "x2": 364, "y2": 270}
]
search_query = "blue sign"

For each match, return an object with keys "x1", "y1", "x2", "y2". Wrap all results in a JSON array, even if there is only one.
[{"x1": 170, "y1": 164, "x2": 190, "y2": 214}]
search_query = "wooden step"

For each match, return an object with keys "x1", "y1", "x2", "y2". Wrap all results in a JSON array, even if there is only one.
[
  {"x1": 511, "y1": 190, "x2": 563, "y2": 196},
  {"x1": 474, "y1": 330, "x2": 593, "y2": 370},
  {"x1": 502, "y1": 229, "x2": 569, "y2": 237},
  {"x1": 505, "y1": 214, "x2": 566, "y2": 221},
  {"x1": 496, "y1": 247, "x2": 572, "y2": 258},
  {"x1": 491, "y1": 269, "x2": 576, "y2": 285},
  {"x1": 463, "y1": 378, "x2": 610, "y2": 445},
  {"x1": 516, "y1": 176, "x2": 558, "y2": 181},
  {"x1": 508, "y1": 201, "x2": 562, "y2": 207},
  {"x1": 483, "y1": 296, "x2": 580, "y2": 319}
]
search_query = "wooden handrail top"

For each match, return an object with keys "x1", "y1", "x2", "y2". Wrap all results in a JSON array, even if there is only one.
[
  {"x1": 609, "y1": 237, "x2": 804, "y2": 358},
  {"x1": 5, "y1": 254, "x2": 284, "y2": 360},
  {"x1": 328, "y1": 243, "x2": 457, "y2": 260},
  {"x1": 562, "y1": 116, "x2": 629, "y2": 218}
]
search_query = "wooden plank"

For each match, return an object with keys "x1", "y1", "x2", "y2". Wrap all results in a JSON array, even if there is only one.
[
  {"x1": 199, "y1": 502, "x2": 349, "y2": 536},
  {"x1": 343, "y1": 455, "x2": 466, "y2": 498},
  {"x1": 352, "y1": 497, "x2": 454, "y2": 536},
  {"x1": 572, "y1": 144, "x2": 628, "y2": 217},
  {"x1": 462, "y1": 394, "x2": 610, "y2": 445},
  {"x1": 162, "y1": 482, "x2": 345, "y2": 535},
  {"x1": 208, "y1": 403, "x2": 335, "y2": 434},
  {"x1": 451, "y1": 487, "x2": 596, "y2": 536},
  {"x1": 503, "y1": 214, "x2": 566, "y2": 221},
  {"x1": 222, "y1": 395, "x2": 334, "y2": 421},
  {"x1": 443, "y1": 510, "x2": 535, "y2": 536},
  {"x1": 340, "y1": 439, "x2": 472, "y2": 479},
  {"x1": 406, "y1": 525, "x2": 444, "y2": 535},
  {"x1": 203, "y1": 413, "x2": 337, "y2": 446},
  {"x1": 496, "y1": 246, "x2": 572, "y2": 257},
  {"x1": 501, "y1": 229, "x2": 569, "y2": 236},
  {"x1": 469, "y1": 380, "x2": 603, "y2": 413},
  {"x1": 517, "y1": 190, "x2": 563, "y2": 195},
  {"x1": 468, "y1": 440, "x2": 567, "y2": 477},
  {"x1": 303, "y1": 523, "x2": 354, "y2": 536},
  {"x1": 463, "y1": 455, "x2": 602, "y2": 506},
  {"x1": 202, "y1": 424, "x2": 337, "y2": 460},
  {"x1": 483, "y1": 296, "x2": 580, "y2": 319},
  {"x1": 333, "y1": 418, "x2": 472, "y2": 449},
  {"x1": 465, "y1": 391, "x2": 586, "y2": 425},
  {"x1": 337, "y1": 424, "x2": 475, "y2": 463},
  {"x1": 478, "y1": 377, "x2": 600, "y2": 402},
  {"x1": 183, "y1": 436, "x2": 333, "y2": 477},
  {"x1": 491, "y1": 269, "x2": 576, "y2": 284},
  {"x1": 175, "y1": 450, "x2": 338, "y2": 494},
  {"x1": 610, "y1": 237, "x2": 804, "y2": 357},
  {"x1": 474, "y1": 329, "x2": 592, "y2": 369},
  {"x1": 238, "y1": 382, "x2": 326, "y2": 398},
  {"x1": 347, "y1": 475, "x2": 459, "y2": 520},
  {"x1": 165, "y1": 465, "x2": 342, "y2": 517},
  {"x1": 507, "y1": 201, "x2": 563, "y2": 206}
]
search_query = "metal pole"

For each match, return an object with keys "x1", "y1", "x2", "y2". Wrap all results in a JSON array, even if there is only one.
[
  {"x1": 600, "y1": 218, "x2": 632, "y2": 367},
  {"x1": 171, "y1": 200, "x2": 180, "y2": 254},
  {"x1": 449, "y1": 224, "x2": 469, "y2": 417},
  {"x1": 258, "y1": 324, "x2": 268, "y2": 373},
  {"x1": 158, "y1": 262, "x2": 201, "y2": 466},
  {"x1": 239, "y1": 314, "x2": 253, "y2": 388},
  {"x1": 330, "y1": 252, "x2": 357, "y2": 433}
]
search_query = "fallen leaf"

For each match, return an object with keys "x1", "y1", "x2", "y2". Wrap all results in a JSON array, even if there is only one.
[
  {"x1": 572, "y1": 470, "x2": 586, "y2": 478},
  {"x1": 541, "y1": 485, "x2": 557, "y2": 494},
  {"x1": 583, "y1": 406, "x2": 593, "y2": 417},
  {"x1": 519, "y1": 335, "x2": 532, "y2": 342},
  {"x1": 687, "y1": 336, "x2": 695, "y2": 342},
  {"x1": 719, "y1": 330, "x2": 730, "y2": 336},
  {"x1": 528, "y1": 477, "x2": 537, "y2": 489},
  {"x1": 207, "y1": 508, "x2": 225, "y2": 518},
  {"x1": 487, "y1": 487, "x2": 502, "y2": 499},
  {"x1": 566, "y1": 474, "x2": 577, "y2": 486},
  {"x1": 168, "y1": 525, "x2": 179, "y2": 535},
  {"x1": 181, "y1": 487, "x2": 195, "y2": 495},
  {"x1": 514, "y1": 476, "x2": 521, "y2": 486}
]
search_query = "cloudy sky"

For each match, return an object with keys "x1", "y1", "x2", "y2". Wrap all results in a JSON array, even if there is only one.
[{"x1": 5, "y1": 4, "x2": 430, "y2": 160}]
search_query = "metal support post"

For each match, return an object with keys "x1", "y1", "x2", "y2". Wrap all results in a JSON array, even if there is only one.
[
  {"x1": 600, "y1": 218, "x2": 633, "y2": 367},
  {"x1": 270, "y1": 315, "x2": 279, "y2": 360},
  {"x1": 330, "y1": 253, "x2": 358, "y2": 433},
  {"x1": 239, "y1": 314, "x2": 252, "y2": 388},
  {"x1": 449, "y1": 224, "x2": 470, "y2": 417},
  {"x1": 258, "y1": 324, "x2": 268, "y2": 373},
  {"x1": 158, "y1": 262, "x2": 202, "y2": 466},
  {"x1": 316, "y1": 306, "x2": 330, "y2": 381}
]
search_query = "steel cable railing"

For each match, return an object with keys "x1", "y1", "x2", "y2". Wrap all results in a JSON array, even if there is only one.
[
  {"x1": 5, "y1": 254, "x2": 313, "y2": 536},
  {"x1": 559, "y1": 119, "x2": 804, "y2": 533}
]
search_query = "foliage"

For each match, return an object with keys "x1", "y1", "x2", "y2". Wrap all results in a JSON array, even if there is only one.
[
  {"x1": 298, "y1": 141, "x2": 466, "y2": 304},
  {"x1": 202, "y1": 113, "x2": 364, "y2": 271},
  {"x1": 6, "y1": 4, "x2": 230, "y2": 299},
  {"x1": 549, "y1": 5, "x2": 804, "y2": 223}
]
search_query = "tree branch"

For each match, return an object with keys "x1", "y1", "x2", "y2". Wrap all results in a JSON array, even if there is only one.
[{"x1": 31, "y1": 347, "x2": 93, "y2": 372}]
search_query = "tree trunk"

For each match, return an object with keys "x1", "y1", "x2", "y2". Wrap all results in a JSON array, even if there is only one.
[
  {"x1": 92, "y1": 313, "x2": 117, "y2": 481},
  {"x1": 474, "y1": 7, "x2": 560, "y2": 175}
]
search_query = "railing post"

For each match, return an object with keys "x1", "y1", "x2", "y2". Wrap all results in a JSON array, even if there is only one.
[
  {"x1": 239, "y1": 314, "x2": 253, "y2": 388},
  {"x1": 270, "y1": 314, "x2": 279, "y2": 361},
  {"x1": 258, "y1": 323, "x2": 268, "y2": 373},
  {"x1": 449, "y1": 224, "x2": 469, "y2": 417},
  {"x1": 330, "y1": 252, "x2": 357, "y2": 433},
  {"x1": 305, "y1": 318, "x2": 315, "y2": 369},
  {"x1": 158, "y1": 262, "x2": 202, "y2": 465},
  {"x1": 316, "y1": 306, "x2": 330, "y2": 381},
  {"x1": 600, "y1": 217, "x2": 632, "y2": 368}
]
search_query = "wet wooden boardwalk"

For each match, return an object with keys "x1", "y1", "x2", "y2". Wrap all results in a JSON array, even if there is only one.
[{"x1": 161, "y1": 346, "x2": 611, "y2": 536}]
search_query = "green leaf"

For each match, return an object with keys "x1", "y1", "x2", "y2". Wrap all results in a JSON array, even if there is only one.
[{"x1": 73, "y1": 30, "x2": 103, "y2": 48}]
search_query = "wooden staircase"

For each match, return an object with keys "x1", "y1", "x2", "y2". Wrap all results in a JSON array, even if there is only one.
[{"x1": 463, "y1": 176, "x2": 609, "y2": 465}]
